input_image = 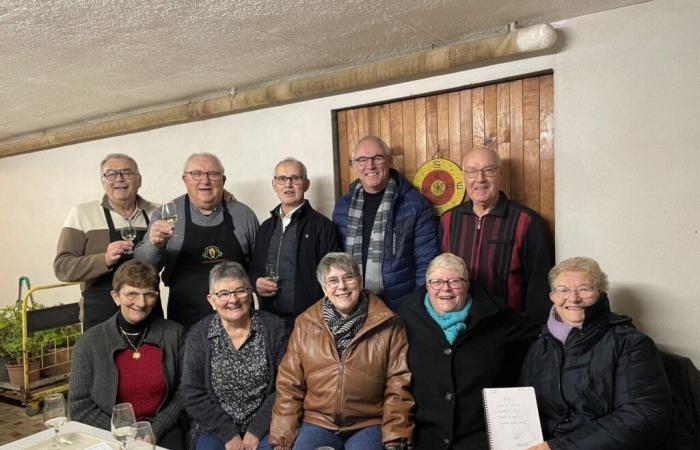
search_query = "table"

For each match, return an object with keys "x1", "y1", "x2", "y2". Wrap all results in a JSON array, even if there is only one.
[{"x1": 0, "y1": 421, "x2": 166, "y2": 450}]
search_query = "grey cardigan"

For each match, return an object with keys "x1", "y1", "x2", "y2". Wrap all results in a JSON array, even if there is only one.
[
  {"x1": 68, "y1": 314, "x2": 185, "y2": 439},
  {"x1": 180, "y1": 310, "x2": 287, "y2": 443}
]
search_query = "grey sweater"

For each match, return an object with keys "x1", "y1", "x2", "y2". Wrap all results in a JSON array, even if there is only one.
[
  {"x1": 180, "y1": 310, "x2": 288, "y2": 443},
  {"x1": 68, "y1": 314, "x2": 185, "y2": 439},
  {"x1": 134, "y1": 194, "x2": 259, "y2": 284}
]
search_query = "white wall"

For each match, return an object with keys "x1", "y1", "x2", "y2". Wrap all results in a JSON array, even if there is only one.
[{"x1": 1, "y1": 0, "x2": 698, "y2": 363}]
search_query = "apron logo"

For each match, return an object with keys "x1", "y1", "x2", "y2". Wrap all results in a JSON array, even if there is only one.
[{"x1": 202, "y1": 245, "x2": 224, "y2": 260}]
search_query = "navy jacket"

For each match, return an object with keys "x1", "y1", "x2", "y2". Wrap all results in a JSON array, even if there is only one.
[
  {"x1": 333, "y1": 169, "x2": 439, "y2": 309},
  {"x1": 249, "y1": 200, "x2": 340, "y2": 316},
  {"x1": 519, "y1": 295, "x2": 672, "y2": 450}
]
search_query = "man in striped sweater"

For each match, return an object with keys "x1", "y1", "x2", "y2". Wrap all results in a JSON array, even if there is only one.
[{"x1": 439, "y1": 148, "x2": 552, "y2": 323}]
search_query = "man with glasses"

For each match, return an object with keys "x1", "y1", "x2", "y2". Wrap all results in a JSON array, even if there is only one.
[
  {"x1": 333, "y1": 135, "x2": 439, "y2": 311},
  {"x1": 55, "y1": 153, "x2": 160, "y2": 330},
  {"x1": 439, "y1": 147, "x2": 552, "y2": 323},
  {"x1": 135, "y1": 153, "x2": 258, "y2": 328},
  {"x1": 249, "y1": 158, "x2": 339, "y2": 331}
]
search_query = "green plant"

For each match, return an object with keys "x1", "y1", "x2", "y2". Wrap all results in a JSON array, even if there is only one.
[{"x1": 0, "y1": 303, "x2": 79, "y2": 365}]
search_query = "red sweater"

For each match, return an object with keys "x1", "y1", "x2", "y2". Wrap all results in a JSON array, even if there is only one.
[{"x1": 115, "y1": 344, "x2": 166, "y2": 420}]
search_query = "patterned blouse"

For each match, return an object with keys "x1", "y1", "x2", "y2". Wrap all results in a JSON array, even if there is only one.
[{"x1": 209, "y1": 312, "x2": 270, "y2": 433}]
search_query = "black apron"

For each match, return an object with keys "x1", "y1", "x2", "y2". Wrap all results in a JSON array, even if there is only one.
[
  {"x1": 82, "y1": 208, "x2": 154, "y2": 331},
  {"x1": 167, "y1": 195, "x2": 246, "y2": 328}
]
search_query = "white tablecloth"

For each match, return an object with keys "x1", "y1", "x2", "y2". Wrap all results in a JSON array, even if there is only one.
[{"x1": 0, "y1": 421, "x2": 166, "y2": 450}]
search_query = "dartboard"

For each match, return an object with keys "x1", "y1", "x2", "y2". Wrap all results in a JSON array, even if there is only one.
[{"x1": 413, "y1": 158, "x2": 465, "y2": 215}]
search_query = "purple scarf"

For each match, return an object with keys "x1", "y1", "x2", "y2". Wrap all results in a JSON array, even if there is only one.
[{"x1": 546, "y1": 306, "x2": 576, "y2": 345}]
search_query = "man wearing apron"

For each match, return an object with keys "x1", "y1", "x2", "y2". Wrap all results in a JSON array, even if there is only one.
[
  {"x1": 55, "y1": 153, "x2": 160, "y2": 330},
  {"x1": 135, "y1": 153, "x2": 259, "y2": 329}
]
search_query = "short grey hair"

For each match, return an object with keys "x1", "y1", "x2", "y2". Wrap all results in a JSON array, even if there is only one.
[
  {"x1": 548, "y1": 257, "x2": 609, "y2": 292},
  {"x1": 273, "y1": 157, "x2": 307, "y2": 178},
  {"x1": 316, "y1": 252, "x2": 362, "y2": 286},
  {"x1": 184, "y1": 152, "x2": 225, "y2": 174},
  {"x1": 100, "y1": 153, "x2": 139, "y2": 172},
  {"x1": 351, "y1": 135, "x2": 391, "y2": 160},
  {"x1": 208, "y1": 261, "x2": 251, "y2": 293},
  {"x1": 426, "y1": 253, "x2": 468, "y2": 281}
]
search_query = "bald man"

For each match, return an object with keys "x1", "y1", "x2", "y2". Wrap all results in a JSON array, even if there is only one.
[{"x1": 439, "y1": 148, "x2": 552, "y2": 323}]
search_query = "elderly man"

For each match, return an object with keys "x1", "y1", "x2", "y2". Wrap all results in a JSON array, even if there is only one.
[
  {"x1": 333, "y1": 135, "x2": 439, "y2": 310},
  {"x1": 54, "y1": 153, "x2": 159, "y2": 330},
  {"x1": 135, "y1": 152, "x2": 258, "y2": 328},
  {"x1": 439, "y1": 147, "x2": 552, "y2": 323},
  {"x1": 249, "y1": 158, "x2": 339, "y2": 331}
]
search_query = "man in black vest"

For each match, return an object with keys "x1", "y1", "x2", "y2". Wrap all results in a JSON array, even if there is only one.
[
  {"x1": 135, "y1": 153, "x2": 259, "y2": 328},
  {"x1": 55, "y1": 153, "x2": 160, "y2": 330},
  {"x1": 249, "y1": 158, "x2": 339, "y2": 331}
]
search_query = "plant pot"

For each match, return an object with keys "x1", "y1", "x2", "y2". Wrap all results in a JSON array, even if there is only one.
[
  {"x1": 41, "y1": 347, "x2": 74, "y2": 377},
  {"x1": 6, "y1": 359, "x2": 41, "y2": 386}
]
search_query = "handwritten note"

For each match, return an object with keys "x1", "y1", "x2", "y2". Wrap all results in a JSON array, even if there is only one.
[{"x1": 482, "y1": 387, "x2": 544, "y2": 450}]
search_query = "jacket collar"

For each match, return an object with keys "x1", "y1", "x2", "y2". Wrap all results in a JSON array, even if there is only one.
[
  {"x1": 302, "y1": 291, "x2": 395, "y2": 334},
  {"x1": 456, "y1": 191, "x2": 510, "y2": 217},
  {"x1": 269, "y1": 199, "x2": 311, "y2": 220}
]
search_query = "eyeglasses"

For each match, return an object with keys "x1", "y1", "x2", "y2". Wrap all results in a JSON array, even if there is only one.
[
  {"x1": 103, "y1": 169, "x2": 138, "y2": 182},
  {"x1": 552, "y1": 286, "x2": 597, "y2": 300},
  {"x1": 427, "y1": 278, "x2": 467, "y2": 290},
  {"x1": 212, "y1": 288, "x2": 249, "y2": 301},
  {"x1": 324, "y1": 274, "x2": 358, "y2": 289},
  {"x1": 464, "y1": 166, "x2": 501, "y2": 179},
  {"x1": 351, "y1": 154, "x2": 386, "y2": 167},
  {"x1": 119, "y1": 290, "x2": 158, "y2": 301},
  {"x1": 273, "y1": 175, "x2": 306, "y2": 185},
  {"x1": 184, "y1": 170, "x2": 224, "y2": 181}
]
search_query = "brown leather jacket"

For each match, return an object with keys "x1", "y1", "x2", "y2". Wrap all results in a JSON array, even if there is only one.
[{"x1": 269, "y1": 293, "x2": 414, "y2": 448}]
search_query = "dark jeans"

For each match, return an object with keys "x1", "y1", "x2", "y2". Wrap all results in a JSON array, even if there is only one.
[
  {"x1": 196, "y1": 432, "x2": 271, "y2": 450},
  {"x1": 291, "y1": 422, "x2": 382, "y2": 450}
]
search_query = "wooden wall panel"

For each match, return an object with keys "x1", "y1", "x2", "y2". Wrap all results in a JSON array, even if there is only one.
[{"x1": 335, "y1": 73, "x2": 555, "y2": 235}]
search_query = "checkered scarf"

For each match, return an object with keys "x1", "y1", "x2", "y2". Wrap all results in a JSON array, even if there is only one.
[
  {"x1": 321, "y1": 294, "x2": 369, "y2": 357},
  {"x1": 345, "y1": 177, "x2": 396, "y2": 295}
]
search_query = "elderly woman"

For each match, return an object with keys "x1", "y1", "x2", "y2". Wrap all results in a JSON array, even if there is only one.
[
  {"x1": 269, "y1": 252, "x2": 414, "y2": 450},
  {"x1": 181, "y1": 261, "x2": 287, "y2": 450},
  {"x1": 69, "y1": 260, "x2": 185, "y2": 449},
  {"x1": 520, "y1": 257, "x2": 671, "y2": 450},
  {"x1": 398, "y1": 253, "x2": 539, "y2": 450}
]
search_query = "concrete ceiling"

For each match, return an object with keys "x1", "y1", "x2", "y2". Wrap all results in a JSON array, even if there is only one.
[{"x1": 0, "y1": 0, "x2": 647, "y2": 144}]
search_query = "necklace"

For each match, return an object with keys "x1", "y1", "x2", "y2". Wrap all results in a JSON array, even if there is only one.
[{"x1": 119, "y1": 326, "x2": 148, "y2": 360}]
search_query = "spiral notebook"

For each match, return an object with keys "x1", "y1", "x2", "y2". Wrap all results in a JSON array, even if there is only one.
[{"x1": 482, "y1": 387, "x2": 544, "y2": 450}]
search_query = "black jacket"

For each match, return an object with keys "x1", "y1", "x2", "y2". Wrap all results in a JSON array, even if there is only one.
[
  {"x1": 398, "y1": 283, "x2": 540, "y2": 450},
  {"x1": 249, "y1": 200, "x2": 340, "y2": 316},
  {"x1": 519, "y1": 294, "x2": 672, "y2": 450}
]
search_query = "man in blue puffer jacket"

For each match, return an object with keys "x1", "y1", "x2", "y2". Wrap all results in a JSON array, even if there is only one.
[{"x1": 333, "y1": 135, "x2": 439, "y2": 310}]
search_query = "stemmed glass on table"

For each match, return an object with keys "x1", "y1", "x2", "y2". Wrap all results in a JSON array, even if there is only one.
[
  {"x1": 126, "y1": 421, "x2": 156, "y2": 450},
  {"x1": 111, "y1": 403, "x2": 136, "y2": 449},
  {"x1": 120, "y1": 221, "x2": 137, "y2": 255},
  {"x1": 160, "y1": 201, "x2": 178, "y2": 226},
  {"x1": 43, "y1": 393, "x2": 67, "y2": 449}
]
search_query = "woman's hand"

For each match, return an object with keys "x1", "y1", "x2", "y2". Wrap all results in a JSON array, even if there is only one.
[
  {"x1": 241, "y1": 432, "x2": 260, "y2": 450},
  {"x1": 224, "y1": 435, "x2": 244, "y2": 450},
  {"x1": 525, "y1": 443, "x2": 551, "y2": 450}
]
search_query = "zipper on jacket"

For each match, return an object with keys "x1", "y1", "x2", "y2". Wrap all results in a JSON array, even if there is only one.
[
  {"x1": 273, "y1": 222, "x2": 286, "y2": 275},
  {"x1": 471, "y1": 215, "x2": 485, "y2": 276},
  {"x1": 335, "y1": 359, "x2": 345, "y2": 424}
]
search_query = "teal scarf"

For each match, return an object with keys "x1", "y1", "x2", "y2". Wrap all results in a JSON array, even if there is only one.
[{"x1": 424, "y1": 293, "x2": 472, "y2": 345}]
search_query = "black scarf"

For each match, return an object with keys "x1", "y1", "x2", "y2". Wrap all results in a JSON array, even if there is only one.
[{"x1": 321, "y1": 295, "x2": 369, "y2": 357}]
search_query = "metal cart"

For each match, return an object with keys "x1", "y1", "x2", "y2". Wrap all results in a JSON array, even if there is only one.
[{"x1": 0, "y1": 281, "x2": 81, "y2": 415}]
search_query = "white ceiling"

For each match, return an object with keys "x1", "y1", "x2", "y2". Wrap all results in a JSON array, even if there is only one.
[{"x1": 0, "y1": 0, "x2": 647, "y2": 144}]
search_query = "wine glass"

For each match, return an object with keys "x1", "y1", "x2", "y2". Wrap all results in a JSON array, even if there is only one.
[
  {"x1": 126, "y1": 421, "x2": 156, "y2": 450},
  {"x1": 43, "y1": 393, "x2": 67, "y2": 449},
  {"x1": 160, "y1": 201, "x2": 178, "y2": 226},
  {"x1": 266, "y1": 262, "x2": 279, "y2": 282},
  {"x1": 111, "y1": 403, "x2": 136, "y2": 449},
  {"x1": 120, "y1": 221, "x2": 137, "y2": 255}
]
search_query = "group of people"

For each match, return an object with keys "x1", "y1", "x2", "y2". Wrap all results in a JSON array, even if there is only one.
[{"x1": 57, "y1": 135, "x2": 673, "y2": 450}]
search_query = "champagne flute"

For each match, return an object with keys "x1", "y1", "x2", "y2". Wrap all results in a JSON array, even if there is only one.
[
  {"x1": 120, "y1": 221, "x2": 137, "y2": 255},
  {"x1": 160, "y1": 201, "x2": 178, "y2": 226},
  {"x1": 111, "y1": 403, "x2": 136, "y2": 449},
  {"x1": 266, "y1": 262, "x2": 279, "y2": 283},
  {"x1": 126, "y1": 421, "x2": 156, "y2": 450},
  {"x1": 43, "y1": 393, "x2": 67, "y2": 449}
]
